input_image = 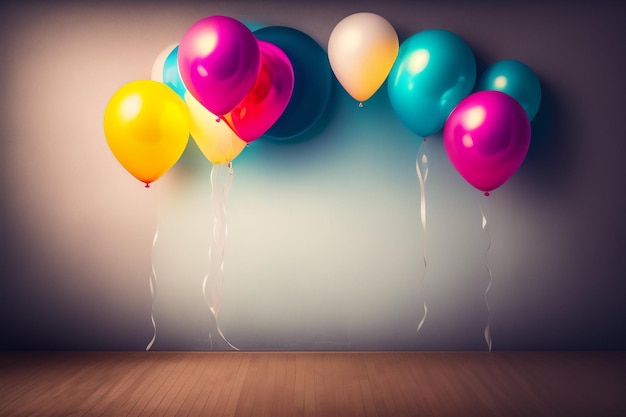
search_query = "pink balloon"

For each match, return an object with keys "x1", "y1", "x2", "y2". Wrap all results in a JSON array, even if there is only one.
[
  {"x1": 222, "y1": 41, "x2": 294, "y2": 142},
  {"x1": 178, "y1": 15, "x2": 261, "y2": 117},
  {"x1": 443, "y1": 90, "x2": 531, "y2": 195}
]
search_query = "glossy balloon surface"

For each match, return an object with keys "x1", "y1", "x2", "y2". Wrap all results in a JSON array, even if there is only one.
[
  {"x1": 185, "y1": 93, "x2": 246, "y2": 164},
  {"x1": 162, "y1": 45, "x2": 187, "y2": 99},
  {"x1": 388, "y1": 29, "x2": 476, "y2": 137},
  {"x1": 443, "y1": 90, "x2": 531, "y2": 193},
  {"x1": 254, "y1": 26, "x2": 332, "y2": 140},
  {"x1": 328, "y1": 12, "x2": 399, "y2": 103},
  {"x1": 178, "y1": 15, "x2": 261, "y2": 116},
  {"x1": 222, "y1": 40, "x2": 294, "y2": 142},
  {"x1": 104, "y1": 80, "x2": 190, "y2": 187},
  {"x1": 476, "y1": 59, "x2": 541, "y2": 121}
]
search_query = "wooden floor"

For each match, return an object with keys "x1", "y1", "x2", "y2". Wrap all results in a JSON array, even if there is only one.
[{"x1": 0, "y1": 351, "x2": 624, "y2": 417}]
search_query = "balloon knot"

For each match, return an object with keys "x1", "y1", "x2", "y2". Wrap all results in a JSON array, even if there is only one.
[
  {"x1": 484, "y1": 191, "x2": 490, "y2": 197},
  {"x1": 358, "y1": 102, "x2": 363, "y2": 108},
  {"x1": 216, "y1": 116, "x2": 221, "y2": 123},
  {"x1": 145, "y1": 183, "x2": 151, "y2": 189},
  {"x1": 423, "y1": 137, "x2": 428, "y2": 142}
]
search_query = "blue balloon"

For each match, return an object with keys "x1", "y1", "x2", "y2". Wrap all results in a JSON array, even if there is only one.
[
  {"x1": 243, "y1": 20, "x2": 267, "y2": 32},
  {"x1": 162, "y1": 46, "x2": 187, "y2": 100},
  {"x1": 387, "y1": 29, "x2": 476, "y2": 138},
  {"x1": 254, "y1": 26, "x2": 332, "y2": 140},
  {"x1": 476, "y1": 59, "x2": 541, "y2": 121}
]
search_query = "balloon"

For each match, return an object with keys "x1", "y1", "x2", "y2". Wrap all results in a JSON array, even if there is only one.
[
  {"x1": 221, "y1": 40, "x2": 294, "y2": 143},
  {"x1": 161, "y1": 45, "x2": 187, "y2": 100},
  {"x1": 103, "y1": 80, "x2": 190, "y2": 187},
  {"x1": 328, "y1": 12, "x2": 399, "y2": 104},
  {"x1": 476, "y1": 59, "x2": 541, "y2": 121},
  {"x1": 151, "y1": 43, "x2": 177, "y2": 83},
  {"x1": 185, "y1": 93, "x2": 247, "y2": 164},
  {"x1": 443, "y1": 90, "x2": 531, "y2": 195},
  {"x1": 388, "y1": 29, "x2": 476, "y2": 138},
  {"x1": 254, "y1": 26, "x2": 332, "y2": 140},
  {"x1": 177, "y1": 15, "x2": 261, "y2": 117}
]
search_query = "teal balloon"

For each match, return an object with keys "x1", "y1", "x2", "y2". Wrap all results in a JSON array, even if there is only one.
[
  {"x1": 162, "y1": 46, "x2": 187, "y2": 100},
  {"x1": 476, "y1": 59, "x2": 541, "y2": 121},
  {"x1": 388, "y1": 29, "x2": 476, "y2": 138},
  {"x1": 254, "y1": 26, "x2": 332, "y2": 140}
]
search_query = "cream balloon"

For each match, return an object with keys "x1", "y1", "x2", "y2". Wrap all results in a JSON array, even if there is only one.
[
  {"x1": 185, "y1": 93, "x2": 247, "y2": 164},
  {"x1": 328, "y1": 12, "x2": 399, "y2": 104},
  {"x1": 151, "y1": 43, "x2": 178, "y2": 82}
]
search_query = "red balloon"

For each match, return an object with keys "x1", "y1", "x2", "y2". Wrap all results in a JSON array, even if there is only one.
[
  {"x1": 222, "y1": 41, "x2": 294, "y2": 142},
  {"x1": 443, "y1": 90, "x2": 531, "y2": 195}
]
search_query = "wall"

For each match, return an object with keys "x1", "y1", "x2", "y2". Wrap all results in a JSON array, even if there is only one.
[{"x1": 1, "y1": 0, "x2": 625, "y2": 350}]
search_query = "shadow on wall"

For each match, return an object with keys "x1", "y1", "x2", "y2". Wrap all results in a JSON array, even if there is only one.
[{"x1": 523, "y1": 81, "x2": 572, "y2": 194}]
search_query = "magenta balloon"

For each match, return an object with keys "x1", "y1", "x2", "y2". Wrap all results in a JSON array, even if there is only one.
[
  {"x1": 178, "y1": 15, "x2": 261, "y2": 116},
  {"x1": 223, "y1": 41, "x2": 294, "y2": 142},
  {"x1": 443, "y1": 90, "x2": 531, "y2": 194}
]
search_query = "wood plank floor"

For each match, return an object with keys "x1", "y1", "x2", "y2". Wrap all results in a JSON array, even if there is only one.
[{"x1": 0, "y1": 351, "x2": 624, "y2": 416}]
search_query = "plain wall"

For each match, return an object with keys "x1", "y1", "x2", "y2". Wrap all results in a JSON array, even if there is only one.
[{"x1": 1, "y1": 0, "x2": 625, "y2": 350}]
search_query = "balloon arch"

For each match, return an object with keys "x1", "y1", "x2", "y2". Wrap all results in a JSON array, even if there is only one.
[
  {"x1": 104, "y1": 12, "x2": 541, "y2": 194},
  {"x1": 103, "y1": 12, "x2": 542, "y2": 351}
]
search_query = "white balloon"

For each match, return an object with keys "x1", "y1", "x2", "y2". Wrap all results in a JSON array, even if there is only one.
[
  {"x1": 150, "y1": 43, "x2": 178, "y2": 82},
  {"x1": 328, "y1": 12, "x2": 399, "y2": 104}
]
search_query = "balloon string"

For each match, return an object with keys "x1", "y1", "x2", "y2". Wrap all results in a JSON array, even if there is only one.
[
  {"x1": 480, "y1": 200, "x2": 493, "y2": 352},
  {"x1": 146, "y1": 227, "x2": 158, "y2": 351},
  {"x1": 415, "y1": 139, "x2": 429, "y2": 335},
  {"x1": 204, "y1": 161, "x2": 239, "y2": 350}
]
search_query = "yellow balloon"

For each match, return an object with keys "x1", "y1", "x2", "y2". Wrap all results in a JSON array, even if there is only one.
[
  {"x1": 328, "y1": 12, "x2": 399, "y2": 104},
  {"x1": 185, "y1": 92, "x2": 247, "y2": 165},
  {"x1": 104, "y1": 80, "x2": 190, "y2": 187}
]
